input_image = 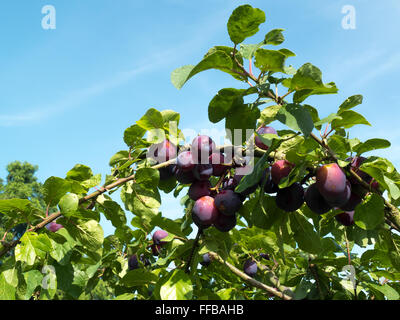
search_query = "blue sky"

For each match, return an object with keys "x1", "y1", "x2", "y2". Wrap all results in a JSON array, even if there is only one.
[{"x1": 1, "y1": 0, "x2": 400, "y2": 237}]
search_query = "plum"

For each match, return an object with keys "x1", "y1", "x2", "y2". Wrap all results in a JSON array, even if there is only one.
[
  {"x1": 222, "y1": 177, "x2": 237, "y2": 190},
  {"x1": 316, "y1": 163, "x2": 349, "y2": 206},
  {"x1": 243, "y1": 259, "x2": 257, "y2": 277},
  {"x1": 193, "y1": 164, "x2": 213, "y2": 181},
  {"x1": 200, "y1": 253, "x2": 211, "y2": 267},
  {"x1": 255, "y1": 126, "x2": 277, "y2": 150},
  {"x1": 335, "y1": 211, "x2": 355, "y2": 226},
  {"x1": 46, "y1": 222, "x2": 64, "y2": 232},
  {"x1": 271, "y1": 160, "x2": 294, "y2": 185},
  {"x1": 214, "y1": 212, "x2": 237, "y2": 232},
  {"x1": 128, "y1": 254, "x2": 139, "y2": 270},
  {"x1": 191, "y1": 135, "x2": 216, "y2": 163},
  {"x1": 151, "y1": 244, "x2": 162, "y2": 256},
  {"x1": 175, "y1": 168, "x2": 196, "y2": 184},
  {"x1": 209, "y1": 153, "x2": 228, "y2": 176},
  {"x1": 149, "y1": 139, "x2": 177, "y2": 163},
  {"x1": 159, "y1": 164, "x2": 176, "y2": 181},
  {"x1": 214, "y1": 190, "x2": 243, "y2": 216},
  {"x1": 259, "y1": 253, "x2": 270, "y2": 260},
  {"x1": 192, "y1": 196, "x2": 219, "y2": 228},
  {"x1": 305, "y1": 183, "x2": 332, "y2": 215},
  {"x1": 348, "y1": 156, "x2": 372, "y2": 185},
  {"x1": 152, "y1": 229, "x2": 168, "y2": 245},
  {"x1": 340, "y1": 191, "x2": 362, "y2": 212},
  {"x1": 260, "y1": 168, "x2": 279, "y2": 194},
  {"x1": 188, "y1": 180, "x2": 211, "y2": 201},
  {"x1": 177, "y1": 151, "x2": 196, "y2": 172},
  {"x1": 276, "y1": 183, "x2": 304, "y2": 212}
]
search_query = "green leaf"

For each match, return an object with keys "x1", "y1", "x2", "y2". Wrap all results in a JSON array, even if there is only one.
[
  {"x1": 66, "y1": 164, "x2": 93, "y2": 182},
  {"x1": 96, "y1": 196, "x2": 127, "y2": 229},
  {"x1": 254, "y1": 49, "x2": 287, "y2": 73},
  {"x1": 171, "y1": 50, "x2": 233, "y2": 89},
  {"x1": 0, "y1": 273, "x2": 16, "y2": 300},
  {"x1": 58, "y1": 193, "x2": 79, "y2": 216},
  {"x1": 368, "y1": 283, "x2": 399, "y2": 300},
  {"x1": 120, "y1": 269, "x2": 158, "y2": 287},
  {"x1": 160, "y1": 269, "x2": 193, "y2": 300},
  {"x1": 276, "y1": 104, "x2": 314, "y2": 137},
  {"x1": 260, "y1": 105, "x2": 282, "y2": 125},
  {"x1": 314, "y1": 113, "x2": 342, "y2": 128},
  {"x1": 22, "y1": 270, "x2": 43, "y2": 300},
  {"x1": 136, "y1": 108, "x2": 164, "y2": 131},
  {"x1": 338, "y1": 95, "x2": 363, "y2": 112},
  {"x1": 225, "y1": 104, "x2": 260, "y2": 145},
  {"x1": 290, "y1": 63, "x2": 336, "y2": 92},
  {"x1": 353, "y1": 139, "x2": 391, "y2": 156},
  {"x1": 123, "y1": 124, "x2": 146, "y2": 148},
  {"x1": 354, "y1": 194, "x2": 384, "y2": 230},
  {"x1": 15, "y1": 232, "x2": 53, "y2": 266},
  {"x1": 331, "y1": 110, "x2": 371, "y2": 129},
  {"x1": 43, "y1": 176, "x2": 71, "y2": 206},
  {"x1": 236, "y1": 153, "x2": 268, "y2": 193},
  {"x1": 227, "y1": 4, "x2": 266, "y2": 45},
  {"x1": 68, "y1": 220, "x2": 104, "y2": 252},
  {"x1": 264, "y1": 28, "x2": 285, "y2": 45},
  {"x1": 290, "y1": 212, "x2": 322, "y2": 254}
]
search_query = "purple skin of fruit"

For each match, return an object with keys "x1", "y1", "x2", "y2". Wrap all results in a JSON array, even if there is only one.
[
  {"x1": 191, "y1": 135, "x2": 216, "y2": 163},
  {"x1": 152, "y1": 229, "x2": 168, "y2": 245},
  {"x1": 177, "y1": 151, "x2": 196, "y2": 172},
  {"x1": 128, "y1": 255, "x2": 139, "y2": 270},
  {"x1": 175, "y1": 168, "x2": 196, "y2": 184},
  {"x1": 189, "y1": 180, "x2": 211, "y2": 201},
  {"x1": 193, "y1": 164, "x2": 213, "y2": 181},
  {"x1": 335, "y1": 211, "x2": 355, "y2": 226},
  {"x1": 271, "y1": 160, "x2": 294, "y2": 185},
  {"x1": 305, "y1": 183, "x2": 332, "y2": 215},
  {"x1": 214, "y1": 212, "x2": 237, "y2": 232},
  {"x1": 200, "y1": 253, "x2": 211, "y2": 267},
  {"x1": 276, "y1": 183, "x2": 305, "y2": 212},
  {"x1": 340, "y1": 191, "x2": 362, "y2": 212},
  {"x1": 159, "y1": 164, "x2": 176, "y2": 181},
  {"x1": 260, "y1": 253, "x2": 270, "y2": 260},
  {"x1": 222, "y1": 177, "x2": 237, "y2": 191},
  {"x1": 243, "y1": 259, "x2": 257, "y2": 277},
  {"x1": 316, "y1": 163, "x2": 349, "y2": 206},
  {"x1": 151, "y1": 244, "x2": 162, "y2": 256},
  {"x1": 209, "y1": 153, "x2": 227, "y2": 176},
  {"x1": 325, "y1": 180, "x2": 351, "y2": 208},
  {"x1": 150, "y1": 139, "x2": 177, "y2": 163},
  {"x1": 192, "y1": 196, "x2": 219, "y2": 228},
  {"x1": 214, "y1": 190, "x2": 243, "y2": 216},
  {"x1": 348, "y1": 156, "x2": 373, "y2": 184},
  {"x1": 260, "y1": 168, "x2": 279, "y2": 194},
  {"x1": 46, "y1": 222, "x2": 64, "y2": 232},
  {"x1": 255, "y1": 126, "x2": 277, "y2": 150}
]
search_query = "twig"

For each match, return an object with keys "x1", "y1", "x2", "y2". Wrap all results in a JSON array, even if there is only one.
[{"x1": 185, "y1": 228, "x2": 203, "y2": 274}]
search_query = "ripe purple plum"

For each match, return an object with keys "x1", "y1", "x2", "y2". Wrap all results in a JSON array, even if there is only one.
[
  {"x1": 175, "y1": 168, "x2": 196, "y2": 184},
  {"x1": 276, "y1": 183, "x2": 304, "y2": 212},
  {"x1": 316, "y1": 163, "x2": 349, "y2": 207},
  {"x1": 191, "y1": 135, "x2": 216, "y2": 163},
  {"x1": 149, "y1": 139, "x2": 177, "y2": 163},
  {"x1": 260, "y1": 168, "x2": 279, "y2": 194},
  {"x1": 159, "y1": 164, "x2": 176, "y2": 181},
  {"x1": 177, "y1": 151, "x2": 196, "y2": 172},
  {"x1": 305, "y1": 183, "x2": 333, "y2": 215},
  {"x1": 46, "y1": 222, "x2": 64, "y2": 232},
  {"x1": 193, "y1": 164, "x2": 213, "y2": 181},
  {"x1": 348, "y1": 156, "x2": 372, "y2": 185},
  {"x1": 243, "y1": 259, "x2": 257, "y2": 277},
  {"x1": 188, "y1": 180, "x2": 211, "y2": 201},
  {"x1": 271, "y1": 160, "x2": 294, "y2": 185},
  {"x1": 259, "y1": 253, "x2": 270, "y2": 260},
  {"x1": 192, "y1": 196, "x2": 219, "y2": 228},
  {"x1": 255, "y1": 126, "x2": 277, "y2": 150},
  {"x1": 340, "y1": 191, "x2": 362, "y2": 212},
  {"x1": 152, "y1": 229, "x2": 168, "y2": 245},
  {"x1": 214, "y1": 190, "x2": 243, "y2": 216},
  {"x1": 214, "y1": 212, "x2": 237, "y2": 232},
  {"x1": 128, "y1": 255, "x2": 139, "y2": 270},
  {"x1": 335, "y1": 211, "x2": 355, "y2": 226},
  {"x1": 209, "y1": 153, "x2": 228, "y2": 176},
  {"x1": 200, "y1": 253, "x2": 211, "y2": 267}
]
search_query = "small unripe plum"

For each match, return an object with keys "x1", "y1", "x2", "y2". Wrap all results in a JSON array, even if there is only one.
[
  {"x1": 276, "y1": 183, "x2": 304, "y2": 212},
  {"x1": 200, "y1": 253, "x2": 211, "y2": 267},
  {"x1": 255, "y1": 126, "x2": 277, "y2": 150},
  {"x1": 335, "y1": 211, "x2": 355, "y2": 226},
  {"x1": 192, "y1": 196, "x2": 219, "y2": 228},
  {"x1": 177, "y1": 151, "x2": 196, "y2": 172},
  {"x1": 305, "y1": 183, "x2": 332, "y2": 215},
  {"x1": 152, "y1": 229, "x2": 168, "y2": 245},
  {"x1": 214, "y1": 190, "x2": 243, "y2": 216},
  {"x1": 340, "y1": 191, "x2": 362, "y2": 212},
  {"x1": 214, "y1": 212, "x2": 237, "y2": 232},
  {"x1": 209, "y1": 153, "x2": 228, "y2": 176},
  {"x1": 175, "y1": 168, "x2": 196, "y2": 184},
  {"x1": 271, "y1": 160, "x2": 294, "y2": 185},
  {"x1": 316, "y1": 163, "x2": 349, "y2": 206},
  {"x1": 191, "y1": 135, "x2": 216, "y2": 163},
  {"x1": 149, "y1": 139, "x2": 177, "y2": 163},
  {"x1": 189, "y1": 180, "x2": 211, "y2": 201},
  {"x1": 243, "y1": 259, "x2": 257, "y2": 277},
  {"x1": 193, "y1": 164, "x2": 213, "y2": 181},
  {"x1": 128, "y1": 254, "x2": 139, "y2": 270},
  {"x1": 46, "y1": 222, "x2": 64, "y2": 232}
]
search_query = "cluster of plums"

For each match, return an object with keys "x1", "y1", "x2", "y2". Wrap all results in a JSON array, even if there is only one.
[
  {"x1": 128, "y1": 229, "x2": 169, "y2": 270},
  {"x1": 151, "y1": 135, "x2": 260, "y2": 233}
]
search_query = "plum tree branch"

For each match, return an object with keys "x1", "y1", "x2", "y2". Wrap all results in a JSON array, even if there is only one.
[{"x1": 207, "y1": 251, "x2": 294, "y2": 300}]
